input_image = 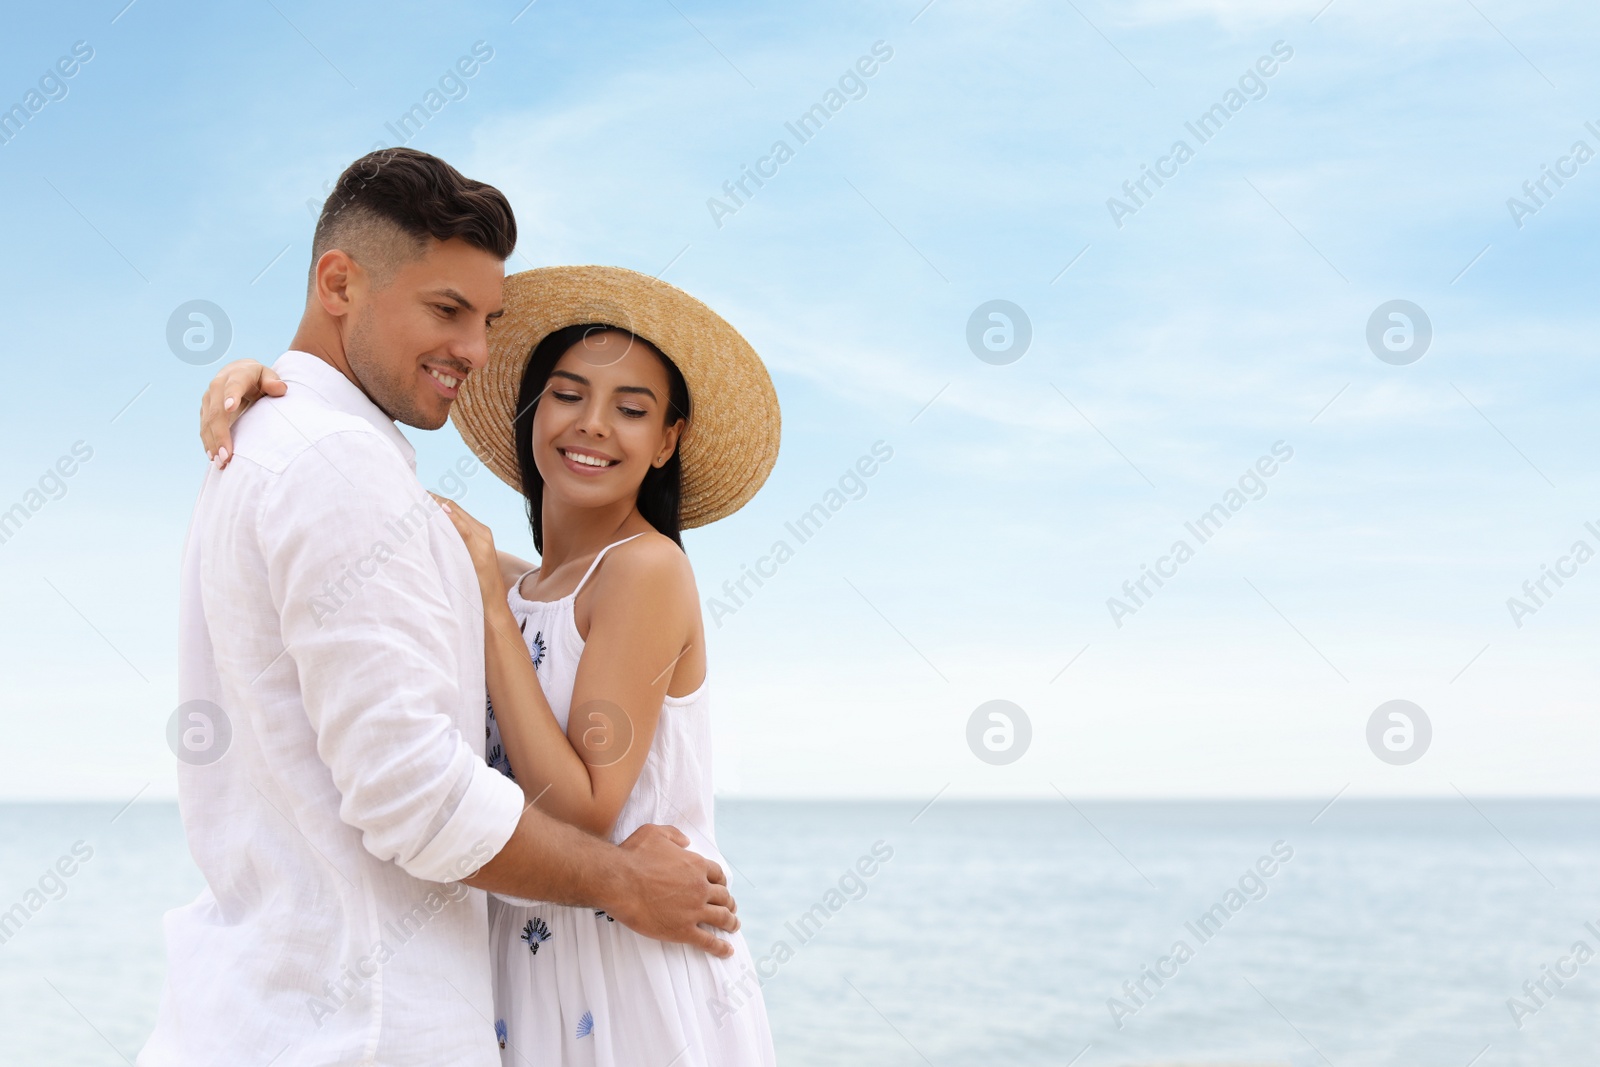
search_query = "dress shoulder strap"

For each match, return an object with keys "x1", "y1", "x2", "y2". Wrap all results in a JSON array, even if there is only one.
[
  {"x1": 509, "y1": 565, "x2": 539, "y2": 600},
  {"x1": 571, "y1": 533, "x2": 647, "y2": 600}
]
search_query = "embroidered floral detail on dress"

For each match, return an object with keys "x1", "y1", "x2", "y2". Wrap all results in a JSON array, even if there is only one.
[
  {"x1": 484, "y1": 618, "x2": 546, "y2": 782},
  {"x1": 576, "y1": 1010, "x2": 594, "y2": 1039},
  {"x1": 521, "y1": 917, "x2": 552, "y2": 953},
  {"x1": 495, "y1": 1019, "x2": 507, "y2": 1049},
  {"x1": 485, "y1": 698, "x2": 515, "y2": 780},
  {"x1": 594, "y1": 909, "x2": 616, "y2": 922}
]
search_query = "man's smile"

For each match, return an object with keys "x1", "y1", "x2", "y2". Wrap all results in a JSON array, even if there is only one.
[{"x1": 424, "y1": 365, "x2": 465, "y2": 398}]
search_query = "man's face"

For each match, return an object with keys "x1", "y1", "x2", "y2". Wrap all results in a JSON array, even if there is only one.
[{"x1": 344, "y1": 237, "x2": 505, "y2": 429}]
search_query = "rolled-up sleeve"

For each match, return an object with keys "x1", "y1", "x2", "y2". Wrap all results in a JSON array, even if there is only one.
[{"x1": 257, "y1": 430, "x2": 525, "y2": 884}]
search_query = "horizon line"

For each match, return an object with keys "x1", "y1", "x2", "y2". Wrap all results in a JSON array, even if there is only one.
[{"x1": 5, "y1": 792, "x2": 1600, "y2": 804}]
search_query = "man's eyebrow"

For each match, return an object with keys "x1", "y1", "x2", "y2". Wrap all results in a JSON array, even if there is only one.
[
  {"x1": 428, "y1": 287, "x2": 476, "y2": 312},
  {"x1": 549, "y1": 369, "x2": 657, "y2": 399}
]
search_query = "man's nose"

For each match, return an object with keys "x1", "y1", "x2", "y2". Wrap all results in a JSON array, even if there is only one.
[{"x1": 455, "y1": 324, "x2": 491, "y2": 373}]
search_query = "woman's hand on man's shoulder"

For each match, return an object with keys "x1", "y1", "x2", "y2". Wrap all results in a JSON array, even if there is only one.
[{"x1": 201, "y1": 358, "x2": 287, "y2": 467}]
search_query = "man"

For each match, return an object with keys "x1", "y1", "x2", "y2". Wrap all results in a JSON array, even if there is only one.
[{"x1": 140, "y1": 148, "x2": 737, "y2": 1066}]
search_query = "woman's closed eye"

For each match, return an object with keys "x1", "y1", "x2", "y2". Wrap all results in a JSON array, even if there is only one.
[{"x1": 552, "y1": 390, "x2": 649, "y2": 419}]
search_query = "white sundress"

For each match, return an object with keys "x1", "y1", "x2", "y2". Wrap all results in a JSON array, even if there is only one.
[{"x1": 483, "y1": 533, "x2": 776, "y2": 1067}]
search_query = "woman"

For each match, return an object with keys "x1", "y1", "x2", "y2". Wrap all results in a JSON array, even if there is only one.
[{"x1": 199, "y1": 265, "x2": 780, "y2": 1066}]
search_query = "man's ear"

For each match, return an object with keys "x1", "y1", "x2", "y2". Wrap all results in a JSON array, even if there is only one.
[{"x1": 312, "y1": 249, "x2": 361, "y2": 319}]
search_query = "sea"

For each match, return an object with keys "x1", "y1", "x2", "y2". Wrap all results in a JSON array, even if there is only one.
[{"x1": 1, "y1": 798, "x2": 1596, "y2": 1066}]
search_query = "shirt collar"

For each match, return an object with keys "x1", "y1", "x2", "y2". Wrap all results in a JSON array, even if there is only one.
[{"x1": 270, "y1": 350, "x2": 418, "y2": 472}]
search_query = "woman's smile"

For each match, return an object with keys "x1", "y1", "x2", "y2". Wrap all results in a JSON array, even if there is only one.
[{"x1": 557, "y1": 445, "x2": 622, "y2": 475}]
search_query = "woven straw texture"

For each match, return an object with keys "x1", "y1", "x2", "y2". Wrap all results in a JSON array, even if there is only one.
[{"x1": 451, "y1": 265, "x2": 780, "y2": 528}]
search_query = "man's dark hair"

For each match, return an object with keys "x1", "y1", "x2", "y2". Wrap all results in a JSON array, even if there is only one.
[{"x1": 308, "y1": 147, "x2": 516, "y2": 290}]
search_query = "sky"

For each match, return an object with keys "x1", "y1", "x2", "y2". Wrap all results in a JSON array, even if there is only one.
[{"x1": 0, "y1": 0, "x2": 1596, "y2": 801}]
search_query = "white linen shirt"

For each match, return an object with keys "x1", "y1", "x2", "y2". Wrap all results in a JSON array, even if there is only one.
[{"x1": 139, "y1": 350, "x2": 528, "y2": 1067}]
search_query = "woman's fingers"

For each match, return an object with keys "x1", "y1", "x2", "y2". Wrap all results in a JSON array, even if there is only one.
[
  {"x1": 199, "y1": 377, "x2": 226, "y2": 458},
  {"x1": 429, "y1": 493, "x2": 469, "y2": 534},
  {"x1": 429, "y1": 494, "x2": 493, "y2": 551},
  {"x1": 428, "y1": 494, "x2": 488, "y2": 556},
  {"x1": 205, "y1": 362, "x2": 255, "y2": 462},
  {"x1": 201, "y1": 361, "x2": 288, "y2": 468},
  {"x1": 437, "y1": 494, "x2": 481, "y2": 526}
]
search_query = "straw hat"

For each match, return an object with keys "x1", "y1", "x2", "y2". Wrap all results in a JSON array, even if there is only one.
[{"x1": 451, "y1": 265, "x2": 780, "y2": 528}]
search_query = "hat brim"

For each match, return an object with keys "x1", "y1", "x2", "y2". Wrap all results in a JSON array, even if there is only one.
[{"x1": 451, "y1": 265, "x2": 780, "y2": 529}]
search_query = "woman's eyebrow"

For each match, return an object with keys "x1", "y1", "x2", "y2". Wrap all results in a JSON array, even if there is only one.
[{"x1": 549, "y1": 369, "x2": 657, "y2": 400}]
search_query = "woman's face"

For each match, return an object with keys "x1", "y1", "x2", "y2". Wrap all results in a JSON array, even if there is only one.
[{"x1": 530, "y1": 328, "x2": 684, "y2": 511}]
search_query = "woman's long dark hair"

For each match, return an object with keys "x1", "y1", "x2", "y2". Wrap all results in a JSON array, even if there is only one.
[{"x1": 513, "y1": 324, "x2": 691, "y2": 555}]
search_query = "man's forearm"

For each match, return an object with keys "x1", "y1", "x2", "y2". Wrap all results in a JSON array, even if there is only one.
[{"x1": 461, "y1": 803, "x2": 629, "y2": 908}]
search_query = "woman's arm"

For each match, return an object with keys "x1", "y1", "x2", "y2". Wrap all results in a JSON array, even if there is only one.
[
  {"x1": 434, "y1": 497, "x2": 695, "y2": 837},
  {"x1": 486, "y1": 540, "x2": 695, "y2": 836}
]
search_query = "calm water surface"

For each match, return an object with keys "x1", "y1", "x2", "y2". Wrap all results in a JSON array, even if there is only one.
[{"x1": 1, "y1": 799, "x2": 1595, "y2": 1065}]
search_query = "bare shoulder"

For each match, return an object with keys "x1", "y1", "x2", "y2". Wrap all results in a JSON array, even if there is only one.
[
  {"x1": 577, "y1": 532, "x2": 706, "y2": 690},
  {"x1": 496, "y1": 549, "x2": 536, "y2": 593},
  {"x1": 589, "y1": 531, "x2": 697, "y2": 610}
]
